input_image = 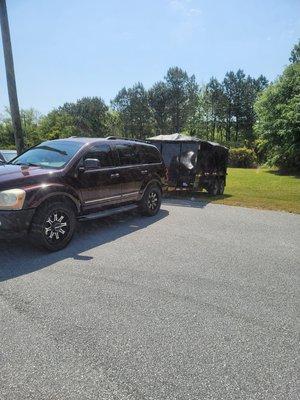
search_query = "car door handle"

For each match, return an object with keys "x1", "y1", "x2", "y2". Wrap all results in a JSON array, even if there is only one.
[
  {"x1": 110, "y1": 173, "x2": 120, "y2": 178},
  {"x1": 141, "y1": 170, "x2": 148, "y2": 175}
]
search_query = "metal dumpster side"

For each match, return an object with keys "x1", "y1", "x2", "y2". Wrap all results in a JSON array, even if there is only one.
[{"x1": 149, "y1": 137, "x2": 228, "y2": 195}]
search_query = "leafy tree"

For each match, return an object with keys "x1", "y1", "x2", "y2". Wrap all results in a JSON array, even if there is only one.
[
  {"x1": 0, "y1": 108, "x2": 15, "y2": 148},
  {"x1": 112, "y1": 83, "x2": 152, "y2": 138},
  {"x1": 187, "y1": 90, "x2": 211, "y2": 139},
  {"x1": 254, "y1": 62, "x2": 300, "y2": 169},
  {"x1": 228, "y1": 70, "x2": 245, "y2": 141},
  {"x1": 205, "y1": 78, "x2": 227, "y2": 140},
  {"x1": 148, "y1": 81, "x2": 170, "y2": 134},
  {"x1": 106, "y1": 110, "x2": 124, "y2": 137},
  {"x1": 242, "y1": 75, "x2": 268, "y2": 142},
  {"x1": 222, "y1": 72, "x2": 267, "y2": 144},
  {"x1": 21, "y1": 108, "x2": 41, "y2": 147},
  {"x1": 36, "y1": 110, "x2": 79, "y2": 143},
  {"x1": 58, "y1": 97, "x2": 109, "y2": 137},
  {"x1": 0, "y1": 108, "x2": 41, "y2": 148},
  {"x1": 165, "y1": 67, "x2": 198, "y2": 133},
  {"x1": 223, "y1": 70, "x2": 256, "y2": 142},
  {"x1": 187, "y1": 72, "x2": 267, "y2": 144},
  {"x1": 222, "y1": 71, "x2": 236, "y2": 142},
  {"x1": 188, "y1": 83, "x2": 227, "y2": 141},
  {"x1": 289, "y1": 39, "x2": 300, "y2": 64}
]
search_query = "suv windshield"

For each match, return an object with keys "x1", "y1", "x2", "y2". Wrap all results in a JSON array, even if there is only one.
[{"x1": 11, "y1": 140, "x2": 83, "y2": 169}]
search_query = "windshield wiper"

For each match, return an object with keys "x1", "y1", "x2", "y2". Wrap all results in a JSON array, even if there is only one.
[
  {"x1": 13, "y1": 162, "x2": 40, "y2": 167},
  {"x1": 36, "y1": 145, "x2": 67, "y2": 156}
]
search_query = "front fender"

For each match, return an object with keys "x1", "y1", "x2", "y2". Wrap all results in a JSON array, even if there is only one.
[{"x1": 24, "y1": 183, "x2": 82, "y2": 212}]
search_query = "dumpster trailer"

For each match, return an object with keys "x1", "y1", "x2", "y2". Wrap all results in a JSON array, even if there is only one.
[{"x1": 148, "y1": 134, "x2": 229, "y2": 195}]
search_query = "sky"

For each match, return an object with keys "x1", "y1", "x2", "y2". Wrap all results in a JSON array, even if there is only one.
[{"x1": 0, "y1": 0, "x2": 299, "y2": 114}]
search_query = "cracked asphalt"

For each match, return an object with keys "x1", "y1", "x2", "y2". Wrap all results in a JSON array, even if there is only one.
[{"x1": 0, "y1": 199, "x2": 299, "y2": 399}]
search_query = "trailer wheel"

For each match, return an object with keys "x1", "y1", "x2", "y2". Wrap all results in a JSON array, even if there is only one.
[
  {"x1": 218, "y1": 178, "x2": 225, "y2": 195},
  {"x1": 207, "y1": 180, "x2": 219, "y2": 196}
]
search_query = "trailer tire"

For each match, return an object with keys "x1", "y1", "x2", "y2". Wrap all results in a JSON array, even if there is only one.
[
  {"x1": 218, "y1": 178, "x2": 225, "y2": 195},
  {"x1": 207, "y1": 179, "x2": 219, "y2": 196}
]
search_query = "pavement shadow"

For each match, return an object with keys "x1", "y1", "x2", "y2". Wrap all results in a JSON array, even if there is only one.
[{"x1": 0, "y1": 209, "x2": 169, "y2": 282}]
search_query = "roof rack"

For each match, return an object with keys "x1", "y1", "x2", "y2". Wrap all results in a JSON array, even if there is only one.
[{"x1": 106, "y1": 136, "x2": 149, "y2": 143}]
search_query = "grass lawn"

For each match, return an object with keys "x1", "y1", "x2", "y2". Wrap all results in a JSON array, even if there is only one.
[{"x1": 168, "y1": 168, "x2": 300, "y2": 214}]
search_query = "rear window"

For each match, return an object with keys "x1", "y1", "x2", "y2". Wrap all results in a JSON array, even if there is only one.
[
  {"x1": 116, "y1": 144, "x2": 141, "y2": 166},
  {"x1": 138, "y1": 145, "x2": 162, "y2": 164}
]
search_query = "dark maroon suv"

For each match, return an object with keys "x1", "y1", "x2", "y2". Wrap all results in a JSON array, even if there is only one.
[{"x1": 0, "y1": 137, "x2": 165, "y2": 251}]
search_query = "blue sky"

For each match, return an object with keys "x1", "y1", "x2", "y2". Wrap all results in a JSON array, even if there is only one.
[{"x1": 0, "y1": 0, "x2": 299, "y2": 114}]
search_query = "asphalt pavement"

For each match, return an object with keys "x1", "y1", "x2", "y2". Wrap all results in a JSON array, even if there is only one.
[{"x1": 0, "y1": 199, "x2": 299, "y2": 400}]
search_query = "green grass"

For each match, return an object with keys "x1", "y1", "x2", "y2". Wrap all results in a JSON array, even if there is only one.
[{"x1": 169, "y1": 168, "x2": 300, "y2": 214}]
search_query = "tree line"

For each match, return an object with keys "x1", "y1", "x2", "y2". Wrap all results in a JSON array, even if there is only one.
[
  {"x1": 0, "y1": 40, "x2": 299, "y2": 169},
  {"x1": 0, "y1": 68, "x2": 268, "y2": 146}
]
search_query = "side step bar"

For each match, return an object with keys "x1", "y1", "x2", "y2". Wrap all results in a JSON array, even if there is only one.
[{"x1": 77, "y1": 204, "x2": 138, "y2": 222}]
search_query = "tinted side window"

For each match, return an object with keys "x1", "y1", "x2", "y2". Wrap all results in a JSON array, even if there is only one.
[
  {"x1": 139, "y1": 145, "x2": 162, "y2": 164},
  {"x1": 116, "y1": 144, "x2": 140, "y2": 166},
  {"x1": 84, "y1": 144, "x2": 114, "y2": 168}
]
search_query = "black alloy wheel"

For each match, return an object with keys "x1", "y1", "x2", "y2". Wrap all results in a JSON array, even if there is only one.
[
  {"x1": 30, "y1": 201, "x2": 76, "y2": 251},
  {"x1": 140, "y1": 185, "x2": 162, "y2": 216},
  {"x1": 43, "y1": 210, "x2": 71, "y2": 244},
  {"x1": 147, "y1": 190, "x2": 159, "y2": 211}
]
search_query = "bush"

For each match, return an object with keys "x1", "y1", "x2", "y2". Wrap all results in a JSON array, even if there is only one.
[{"x1": 229, "y1": 147, "x2": 258, "y2": 168}]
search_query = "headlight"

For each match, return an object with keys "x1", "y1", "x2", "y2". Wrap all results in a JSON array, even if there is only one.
[{"x1": 0, "y1": 189, "x2": 26, "y2": 210}]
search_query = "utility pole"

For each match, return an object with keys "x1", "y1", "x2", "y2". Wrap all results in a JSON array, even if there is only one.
[{"x1": 0, "y1": 0, "x2": 24, "y2": 154}]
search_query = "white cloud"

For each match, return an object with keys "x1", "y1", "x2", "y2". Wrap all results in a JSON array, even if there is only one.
[
  {"x1": 167, "y1": 0, "x2": 203, "y2": 45},
  {"x1": 186, "y1": 8, "x2": 202, "y2": 17},
  {"x1": 168, "y1": 0, "x2": 185, "y2": 12},
  {"x1": 167, "y1": 0, "x2": 202, "y2": 18}
]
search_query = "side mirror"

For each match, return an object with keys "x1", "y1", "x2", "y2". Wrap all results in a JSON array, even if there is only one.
[{"x1": 82, "y1": 158, "x2": 101, "y2": 171}]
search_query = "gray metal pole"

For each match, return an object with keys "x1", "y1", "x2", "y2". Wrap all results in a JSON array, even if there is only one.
[{"x1": 0, "y1": 0, "x2": 24, "y2": 154}]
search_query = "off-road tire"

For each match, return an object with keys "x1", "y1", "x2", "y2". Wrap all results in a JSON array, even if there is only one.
[
  {"x1": 30, "y1": 200, "x2": 76, "y2": 251},
  {"x1": 139, "y1": 184, "x2": 162, "y2": 216}
]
